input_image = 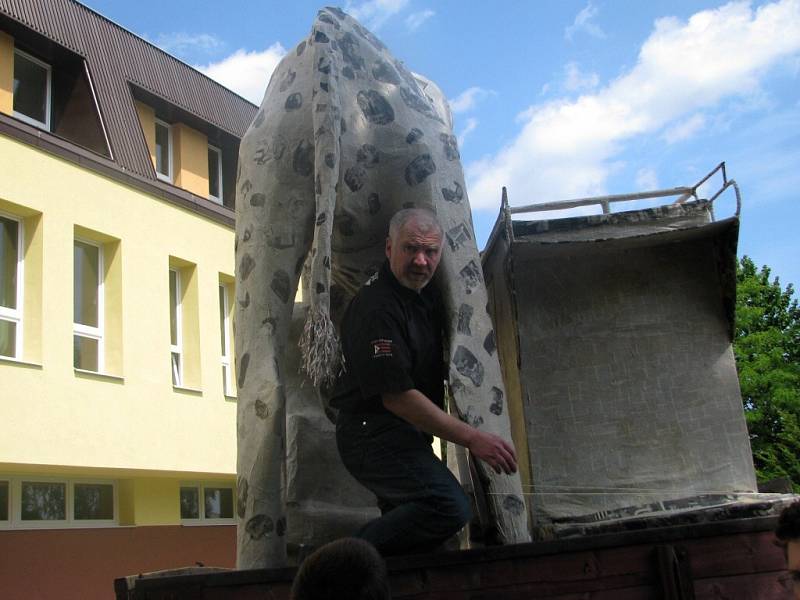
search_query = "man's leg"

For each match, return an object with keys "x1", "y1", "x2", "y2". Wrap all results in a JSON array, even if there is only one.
[{"x1": 337, "y1": 413, "x2": 471, "y2": 555}]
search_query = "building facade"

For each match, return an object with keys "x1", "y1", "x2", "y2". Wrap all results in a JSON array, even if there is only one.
[{"x1": 0, "y1": 1, "x2": 257, "y2": 597}]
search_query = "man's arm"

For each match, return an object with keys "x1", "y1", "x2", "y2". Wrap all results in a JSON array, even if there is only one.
[{"x1": 382, "y1": 389, "x2": 518, "y2": 475}]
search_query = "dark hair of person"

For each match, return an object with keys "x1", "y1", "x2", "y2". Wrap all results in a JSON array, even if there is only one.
[
  {"x1": 290, "y1": 538, "x2": 391, "y2": 600},
  {"x1": 776, "y1": 500, "x2": 800, "y2": 546}
]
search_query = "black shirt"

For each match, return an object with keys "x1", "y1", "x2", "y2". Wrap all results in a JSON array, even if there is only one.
[{"x1": 332, "y1": 261, "x2": 445, "y2": 415}]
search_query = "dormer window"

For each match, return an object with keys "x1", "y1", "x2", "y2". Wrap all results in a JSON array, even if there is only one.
[
  {"x1": 154, "y1": 119, "x2": 172, "y2": 182},
  {"x1": 13, "y1": 49, "x2": 51, "y2": 130},
  {"x1": 208, "y1": 145, "x2": 222, "y2": 203}
]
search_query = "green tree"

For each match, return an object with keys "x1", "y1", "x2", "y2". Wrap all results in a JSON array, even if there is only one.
[{"x1": 734, "y1": 256, "x2": 800, "y2": 491}]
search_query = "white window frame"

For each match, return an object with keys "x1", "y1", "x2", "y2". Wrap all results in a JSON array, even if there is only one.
[
  {"x1": 73, "y1": 238, "x2": 104, "y2": 374},
  {"x1": 179, "y1": 482, "x2": 235, "y2": 525},
  {"x1": 0, "y1": 212, "x2": 24, "y2": 361},
  {"x1": 170, "y1": 268, "x2": 183, "y2": 387},
  {"x1": 12, "y1": 48, "x2": 52, "y2": 131},
  {"x1": 219, "y1": 283, "x2": 233, "y2": 395},
  {"x1": 208, "y1": 144, "x2": 223, "y2": 204},
  {"x1": 155, "y1": 118, "x2": 173, "y2": 183},
  {"x1": 3, "y1": 476, "x2": 117, "y2": 529}
]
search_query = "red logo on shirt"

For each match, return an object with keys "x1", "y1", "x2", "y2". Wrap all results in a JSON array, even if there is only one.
[{"x1": 371, "y1": 339, "x2": 393, "y2": 358}]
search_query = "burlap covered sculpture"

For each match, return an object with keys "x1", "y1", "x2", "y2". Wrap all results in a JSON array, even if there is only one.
[{"x1": 235, "y1": 7, "x2": 530, "y2": 568}]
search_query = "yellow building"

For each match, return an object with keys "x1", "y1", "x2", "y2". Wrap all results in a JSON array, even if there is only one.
[{"x1": 0, "y1": 1, "x2": 255, "y2": 596}]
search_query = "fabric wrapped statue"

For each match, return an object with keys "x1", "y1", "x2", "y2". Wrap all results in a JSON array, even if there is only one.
[{"x1": 235, "y1": 7, "x2": 530, "y2": 568}]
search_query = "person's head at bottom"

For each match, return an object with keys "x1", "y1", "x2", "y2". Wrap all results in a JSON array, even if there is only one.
[
  {"x1": 291, "y1": 537, "x2": 391, "y2": 600},
  {"x1": 777, "y1": 500, "x2": 800, "y2": 599}
]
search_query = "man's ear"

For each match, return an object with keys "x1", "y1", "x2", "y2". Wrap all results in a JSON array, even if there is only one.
[{"x1": 385, "y1": 236, "x2": 392, "y2": 259}]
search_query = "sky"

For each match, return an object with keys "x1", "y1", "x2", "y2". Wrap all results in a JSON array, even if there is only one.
[{"x1": 83, "y1": 0, "x2": 800, "y2": 293}]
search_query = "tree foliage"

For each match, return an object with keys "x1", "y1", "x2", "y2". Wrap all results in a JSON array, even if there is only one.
[{"x1": 734, "y1": 256, "x2": 800, "y2": 491}]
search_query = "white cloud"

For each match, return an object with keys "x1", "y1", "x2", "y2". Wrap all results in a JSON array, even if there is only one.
[
  {"x1": 635, "y1": 167, "x2": 660, "y2": 190},
  {"x1": 153, "y1": 32, "x2": 223, "y2": 57},
  {"x1": 406, "y1": 9, "x2": 435, "y2": 31},
  {"x1": 564, "y1": 62, "x2": 600, "y2": 92},
  {"x1": 449, "y1": 87, "x2": 494, "y2": 114},
  {"x1": 197, "y1": 44, "x2": 287, "y2": 105},
  {"x1": 346, "y1": 0, "x2": 409, "y2": 30},
  {"x1": 565, "y1": 2, "x2": 607, "y2": 41},
  {"x1": 662, "y1": 113, "x2": 706, "y2": 143},
  {"x1": 468, "y1": 0, "x2": 800, "y2": 210},
  {"x1": 458, "y1": 117, "x2": 479, "y2": 149}
]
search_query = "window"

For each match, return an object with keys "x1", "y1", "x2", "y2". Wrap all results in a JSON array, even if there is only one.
[
  {"x1": 155, "y1": 119, "x2": 172, "y2": 182},
  {"x1": 180, "y1": 484, "x2": 234, "y2": 522},
  {"x1": 73, "y1": 239, "x2": 103, "y2": 372},
  {"x1": 169, "y1": 268, "x2": 183, "y2": 386},
  {"x1": 0, "y1": 214, "x2": 23, "y2": 359},
  {"x1": 13, "y1": 49, "x2": 51, "y2": 130},
  {"x1": 1, "y1": 478, "x2": 116, "y2": 528},
  {"x1": 219, "y1": 283, "x2": 232, "y2": 395},
  {"x1": 208, "y1": 145, "x2": 223, "y2": 203}
]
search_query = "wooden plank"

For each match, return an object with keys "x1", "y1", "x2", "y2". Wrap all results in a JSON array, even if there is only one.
[
  {"x1": 693, "y1": 570, "x2": 791, "y2": 600},
  {"x1": 683, "y1": 530, "x2": 786, "y2": 578}
]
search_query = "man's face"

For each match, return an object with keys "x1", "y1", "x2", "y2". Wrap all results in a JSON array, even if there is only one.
[
  {"x1": 385, "y1": 219, "x2": 443, "y2": 291},
  {"x1": 788, "y1": 541, "x2": 800, "y2": 599}
]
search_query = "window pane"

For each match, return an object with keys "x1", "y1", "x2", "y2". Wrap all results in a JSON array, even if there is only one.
[
  {"x1": 208, "y1": 147, "x2": 221, "y2": 199},
  {"x1": 74, "y1": 335, "x2": 99, "y2": 371},
  {"x1": 0, "y1": 481, "x2": 8, "y2": 521},
  {"x1": 171, "y1": 352, "x2": 181, "y2": 386},
  {"x1": 13, "y1": 52, "x2": 48, "y2": 125},
  {"x1": 0, "y1": 216, "x2": 19, "y2": 310},
  {"x1": 74, "y1": 241, "x2": 99, "y2": 327},
  {"x1": 74, "y1": 483, "x2": 114, "y2": 520},
  {"x1": 21, "y1": 482, "x2": 66, "y2": 520},
  {"x1": 180, "y1": 487, "x2": 199, "y2": 519},
  {"x1": 155, "y1": 123, "x2": 170, "y2": 177},
  {"x1": 169, "y1": 270, "x2": 178, "y2": 345},
  {"x1": 0, "y1": 319, "x2": 16, "y2": 358},
  {"x1": 219, "y1": 285, "x2": 226, "y2": 354},
  {"x1": 204, "y1": 487, "x2": 233, "y2": 519}
]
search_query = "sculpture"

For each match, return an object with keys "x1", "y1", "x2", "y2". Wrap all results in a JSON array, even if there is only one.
[{"x1": 235, "y1": 7, "x2": 530, "y2": 568}]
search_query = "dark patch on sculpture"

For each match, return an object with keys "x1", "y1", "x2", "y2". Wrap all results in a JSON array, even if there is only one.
[
  {"x1": 262, "y1": 316, "x2": 277, "y2": 334},
  {"x1": 372, "y1": 60, "x2": 401, "y2": 85},
  {"x1": 464, "y1": 405, "x2": 484, "y2": 428},
  {"x1": 342, "y1": 65, "x2": 355, "y2": 80},
  {"x1": 356, "y1": 144, "x2": 380, "y2": 166},
  {"x1": 367, "y1": 193, "x2": 381, "y2": 215},
  {"x1": 326, "y1": 6, "x2": 347, "y2": 19},
  {"x1": 317, "y1": 56, "x2": 331, "y2": 75},
  {"x1": 446, "y1": 223, "x2": 472, "y2": 252},
  {"x1": 276, "y1": 516, "x2": 287, "y2": 537},
  {"x1": 344, "y1": 165, "x2": 367, "y2": 192},
  {"x1": 503, "y1": 495, "x2": 525, "y2": 516},
  {"x1": 236, "y1": 477, "x2": 248, "y2": 519},
  {"x1": 457, "y1": 304, "x2": 473, "y2": 335},
  {"x1": 440, "y1": 133, "x2": 460, "y2": 161},
  {"x1": 242, "y1": 227, "x2": 252, "y2": 243},
  {"x1": 317, "y1": 11, "x2": 339, "y2": 28},
  {"x1": 246, "y1": 514, "x2": 274, "y2": 540},
  {"x1": 254, "y1": 137, "x2": 287, "y2": 165},
  {"x1": 320, "y1": 81, "x2": 329, "y2": 93},
  {"x1": 454, "y1": 345, "x2": 484, "y2": 387},
  {"x1": 250, "y1": 193, "x2": 266, "y2": 207},
  {"x1": 293, "y1": 140, "x2": 313, "y2": 176},
  {"x1": 314, "y1": 30, "x2": 329, "y2": 43},
  {"x1": 271, "y1": 270, "x2": 291, "y2": 304},
  {"x1": 442, "y1": 181, "x2": 464, "y2": 203},
  {"x1": 489, "y1": 387, "x2": 504, "y2": 416},
  {"x1": 460, "y1": 261, "x2": 482, "y2": 295},
  {"x1": 316, "y1": 212, "x2": 327, "y2": 226},
  {"x1": 400, "y1": 86, "x2": 443, "y2": 123},
  {"x1": 296, "y1": 41, "x2": 306, "y2": 56},
  {"x1": 238, "y1": 291, "x2": 250, "y2": 309},
  {"x1": 325, "y1": 153, "x2": 336, "y2": 168},
  {"x1": 255, "y1": 398, "x2": 269, "y2": 419},
  {"x1": 484, "y1": 330, "x2": 496, "y2": 356},
  {"x1": 285, "y1": 93, "x2": 302, "y2": 111},
  {"x1": 406, "y1": 128, "x2": 423, "y2": 144},
  {"x1": 239, "y1": 254, "x2": 255, "y2": 282},
  {"x1": 253, "y1": 110, "x2": 265, "y2": 128},
  {"x1": 279, "y1": 69, "x2": 296, "y2": 92},
  {"x1": 338, "y1": 32, "x2": 365, "y2": 71},
  {"x1": 357, "y1": 90, "x2": 394, "y2": 125},
  {"x1": 405, "y1": 154, "x2": 436, "y2": 186},
  {"x1": 337, "y1": 213, "x2": 356, "y2": 237},
  {"x1": 237, "y1": 352, "x2": 250, "y2": 389}
]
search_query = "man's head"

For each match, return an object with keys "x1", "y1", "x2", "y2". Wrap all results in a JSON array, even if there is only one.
[
  {"x1": 290, "y1": 538, "x2": 390, "y2": 600},
  {"x1": 777, "y1": 501, "x2": 800, "y2": 598},
  {"x1": 386, "y1": 208, "x2": 443, "y2": 291}
]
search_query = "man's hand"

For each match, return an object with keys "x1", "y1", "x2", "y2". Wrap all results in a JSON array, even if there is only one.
[
  {"x1": 382, "y1": 389, "x2": 518, "y2": 475},
  {"x1": 468, "y1": 430, "x2": 517, "y2": 475}
]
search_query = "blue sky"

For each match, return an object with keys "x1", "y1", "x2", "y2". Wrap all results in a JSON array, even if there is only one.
[{"x1": 84, "y1": 0, "x2": 800, "y2": 292}]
